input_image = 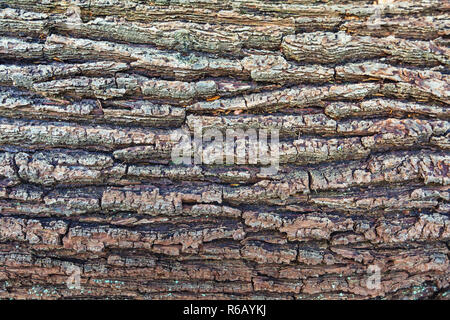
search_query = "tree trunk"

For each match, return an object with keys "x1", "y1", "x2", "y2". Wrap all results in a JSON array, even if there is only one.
[{"x1": 0, "y1": 0, "x2": 448, "y2": 300}]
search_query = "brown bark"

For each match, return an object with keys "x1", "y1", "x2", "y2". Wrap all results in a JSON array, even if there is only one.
[{"x1": 0, "y1": 0, "x2": 448, "y2": 300}]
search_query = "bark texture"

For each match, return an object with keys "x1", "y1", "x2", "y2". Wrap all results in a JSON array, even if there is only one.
[{"x1": 0, "y1": 0, "x2": 449, "y2": 300}]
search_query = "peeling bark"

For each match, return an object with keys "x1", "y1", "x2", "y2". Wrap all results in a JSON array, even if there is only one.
[{"x1": 0, "y1": 1, "x2": 448, "y2": 300}]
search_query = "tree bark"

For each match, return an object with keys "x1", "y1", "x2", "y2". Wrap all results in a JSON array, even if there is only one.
[{"x1": 0, "y1": 0, "x2": 448, "y2": 300}]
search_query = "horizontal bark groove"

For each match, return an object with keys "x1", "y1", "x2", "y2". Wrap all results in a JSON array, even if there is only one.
[{"x1": 0, "y1": 1, "x2": 448, "y2": 300}]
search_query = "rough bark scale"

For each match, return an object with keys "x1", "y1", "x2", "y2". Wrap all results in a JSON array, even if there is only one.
[{"x1": 0, "y1": 0, "x2": 449, "y2": 300}]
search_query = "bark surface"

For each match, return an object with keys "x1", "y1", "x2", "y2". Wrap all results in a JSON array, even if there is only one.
[{"x1": 0, "y1": 0, "x2": 449, "y2": 300}]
